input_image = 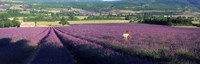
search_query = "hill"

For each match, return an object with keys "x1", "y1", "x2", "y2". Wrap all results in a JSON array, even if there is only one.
[{"x1": 1, "y1": 0, "x2": 200, "y2": 12}]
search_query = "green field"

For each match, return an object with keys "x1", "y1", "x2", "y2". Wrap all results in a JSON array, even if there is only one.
[
  {"x1": 69, "y1": 20, "x2": 129, "y2": 24},
  {"x1": 35, "y1": 20, "x2": 129, "y2": 27},
  {"x1": 34, "y1": 20, "x2": 200, "y2": 27},
  {"x1": 192, "y1": 21, "x2": 200, "y2": 24},
  {"x1": 76, "y1": 16, "x2": 88, "y2": 20},
  {"x1": 36, "y1": 21, "x2": 63, "y2": 27}
]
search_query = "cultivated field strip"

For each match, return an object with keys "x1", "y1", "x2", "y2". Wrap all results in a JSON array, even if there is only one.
[
  {"x1": 55, "y1": 24, "x2": 200, "y2": 54},
  {"x1": 30, "y1": 28, "x2": 73, "y2": 64},
  {"x1": 54, "y1": 23, "x2": 200, "y2": 64},
  {"x1": 25, "y1": 27, "x2": 51, "y2": 46},
  {"x1": 0, "y1": 27, "x2": 48, "y2": 40},
  {"x1": 0, "y1": 23, "x2": 200, "y2": 64},
  {"x1": 55, "y1": 27, "x2": 156, "y2": 63},
  {"x1": 54, "y1": 28, "x2": 149, "y2": 64},
  {"x1": 0, "y1": 27, "x2": 50, "y2": 64},
  {"x1": 11, "y1": 28, "x2": 49, "y2": 40},
  {"x1": 24, "y1": 27, "x2": 51, "y2": 64}
]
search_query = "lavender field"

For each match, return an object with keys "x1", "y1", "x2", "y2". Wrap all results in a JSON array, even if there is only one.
[{"x1": 0, "y1": 23, "x2": 200, "y2": 64}]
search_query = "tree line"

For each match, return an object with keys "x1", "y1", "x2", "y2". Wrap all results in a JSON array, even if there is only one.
[
  {"x1": 139, "y1": 16, "x2": 193, "y2": 26},
  {"x1": 24, "y1": 13, "x2": 79, "y2": 22},
  {"x1": 0, "y1": 18, "x2": 20, "y2": 28}
]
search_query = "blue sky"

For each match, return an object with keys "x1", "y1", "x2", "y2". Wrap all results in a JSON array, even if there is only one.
[{"x1": 102, "y1": 0, "x2": 121, "y2": 1}]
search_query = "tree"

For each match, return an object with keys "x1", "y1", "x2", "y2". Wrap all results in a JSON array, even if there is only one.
[
  {"x1": 125, "y1": 16, "x2": 130, "y2": 20},
  {"x1": 7, "y1": 10, "x2": 21, "y2": 17},
  {"x1": 59, "y1": 17, "x2": 69, "y2": 26},
  {"x1": 0, "y1": 13, "x2": 11, "y2": 21},
  {"x1": 5, "y1": 21, "x2": 13, "y2": 27},
  {"x1": 0, "y1": 21, "x2": 4, "y2": 28},
  {"x1": 68, "y1": 15, "x2": 79, "y2": 20},
  {"x1": 12, "y1": 18, "x2": 20, "y2": 27}
]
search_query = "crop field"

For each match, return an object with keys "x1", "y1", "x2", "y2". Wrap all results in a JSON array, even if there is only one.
[
  {"x1": 36, "y1": 21, "x2": 64, "y2": 27},
  {"x1": 69, "y1": 20, "x2": 129, "y2": 24},
  {"x1": 0, "y1": 23, "x2": 200, "y2": 64},
  {"x1": 192, "y1": 21, "x2": 200, "y2": 24},
  {"x1": 76, "y1": 16, "x2": 88, "y2": 19},
  {"x1": 35, "y1": 20, "x2": 129, "y2": 27}
]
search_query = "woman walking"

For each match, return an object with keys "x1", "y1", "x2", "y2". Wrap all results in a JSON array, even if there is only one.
[{"x1": 123, "y1": 30, "x2": 132, "y2": 42}]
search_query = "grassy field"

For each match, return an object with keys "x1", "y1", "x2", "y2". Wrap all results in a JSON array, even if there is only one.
[
  {"x1": 36, "y1": 21, "x2": 63, "y2": 27},
  {"x1": 35, "y1": 20, "x2": 129, "y2": 27},
  {"x1": 76, "y1": 16, "x2": 88, "y2": 19},
  {"x1": 69, "y1": 20, "x2": 129, "y2": 24},
  {"x1": 49, "y1": 16, "x2": 87, "y2": 20},
  {"x1": 173, "y1": 26, "x2": 199, "y2": 28},
  {"x1": 192, "y1": 21, "x2": 200, "y2": 24},
  {"x1": 35, "y1": 20, "x2": 200, "y2": 27}
]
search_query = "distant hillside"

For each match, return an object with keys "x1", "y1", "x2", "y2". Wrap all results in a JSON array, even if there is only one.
[
  {"x1": 2, "y1": 0, "x2": 200, "y2": 12},
  {"x1": 15, "y1": 0, "x2": 103, "y2": 2},
  {"x1": 187, "y1": 0, "x2": 200, "y2": 9}
]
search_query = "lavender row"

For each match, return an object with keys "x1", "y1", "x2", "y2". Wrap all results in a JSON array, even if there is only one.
[
  {"x1": 54, "y1": 27, "x2": 152, "y2": 64},
  {"x1": 0, "y1": 27, "x2": 48, "y2": 40},
  {"x1": 30, "y1": 28, "x2": 73, "y2": 64},
  {"x1": 56, "y1": 23, "x2": 200, "y2": 53},
  {"x1": 55, "y1": 23, "x2": 200, "y2": 63},
  {"x1": 0, "y1": 27, "x2": 73, "y2": 64},
  {"x1": 0, "y1": 27, "x2": 50, "y2": 64}
]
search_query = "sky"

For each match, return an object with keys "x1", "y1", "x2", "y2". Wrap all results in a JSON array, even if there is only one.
[{"x1": 102, "y1": 0, "x2": 121, "y2": 1}]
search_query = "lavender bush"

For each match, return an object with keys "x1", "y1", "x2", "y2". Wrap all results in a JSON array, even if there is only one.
[
  {"x1": 55, "y1": 23, "x2": 200, "y2": 63},
  {"x1": 54, "y1": 28, "x2": 150, "y2": 64},
  {"x1": 0, "y1": 23, "x2": 199, "y2": 64}
]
